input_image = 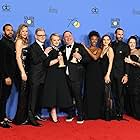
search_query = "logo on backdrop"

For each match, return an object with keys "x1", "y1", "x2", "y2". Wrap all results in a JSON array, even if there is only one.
[
  {"x1": 1, "y1": 4, "x2": 11, "y2": 12},
  {"x1": 67, "y1": 18, "x2": 80, "y2": 28},
  {"x1": 111, "y1": 18, "x2": 120, "y2": 28},
  {"x1": 91, "y1": 7, "x2": 99, "y2": 14},
  {"x1": 132, "y1": 8, "x2": 140, "y2": 15},
  {"x1": 24, "y1": 16, "x2": 34, "y2": 27},
  {"x1": 48, "y1": 6, "x2": 58, "y2": 14}
]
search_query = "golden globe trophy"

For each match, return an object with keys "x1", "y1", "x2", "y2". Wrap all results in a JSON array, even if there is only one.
[
  {"x1": 58, "y1": 51, "x2": 65, "y2": 67},
  {"x1": 70, "y1": 48, "x2": 79, "y2": 63}
]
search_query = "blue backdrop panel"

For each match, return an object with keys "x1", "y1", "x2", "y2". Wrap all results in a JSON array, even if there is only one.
[{"x1": 0, "y1": 0, "x2": 140, "y2": 118}]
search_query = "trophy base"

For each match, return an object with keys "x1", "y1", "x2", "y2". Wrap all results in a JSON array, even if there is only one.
[
  {"x1": 70, "y1": 60, "x2": 78, "y2": 64},
  {"x1": 58, "y1": 65, "x2": 66, "y2": 68}
]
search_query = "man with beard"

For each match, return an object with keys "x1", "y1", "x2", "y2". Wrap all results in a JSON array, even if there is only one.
[
  {"x1": 111, "y1": 28, "x2": 130, "y2": 120},
  {"x1": 0, "y1": 24, "x2": 19, "y2": 128}
]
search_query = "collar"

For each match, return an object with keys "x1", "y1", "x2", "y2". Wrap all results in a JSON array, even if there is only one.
[{"x1": 36, "y1": 40, "x2": 44, "y2": 46}]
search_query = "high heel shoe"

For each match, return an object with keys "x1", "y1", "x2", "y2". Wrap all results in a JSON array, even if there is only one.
[{"x1": 49, "y1": 113, "x2": 59, "y2": 123}]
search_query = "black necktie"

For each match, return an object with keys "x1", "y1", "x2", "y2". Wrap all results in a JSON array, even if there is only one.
[
  {"x1": 66, "y1": 45, "x2": 71, "y2": 48},
  {"x1": 42, "y1": 44, "x2": 46, "y2": 50}
]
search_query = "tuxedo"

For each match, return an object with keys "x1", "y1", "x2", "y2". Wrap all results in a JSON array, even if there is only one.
[
  {"x1": 28, "y1": 41, "x2": 51, "y2": 118},
  {"x1": 111, "y1": 40, "x2": 130, "y2": 116},
  {"x1": 0, "y1": 36, "x2": 19, "y2": 122},
  {"x1": 60, "y1": 42, "x2": 89, "y2": 118}
]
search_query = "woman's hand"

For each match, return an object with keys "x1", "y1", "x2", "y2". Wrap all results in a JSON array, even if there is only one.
[
  {"x1": 104, "y1": 74, "x2": 111, "y2": 84},
  {"x1": 21, "y1": 72, "x2": 27, "y2": 81},
  {"x1": 124, "y1": 56, "x2": 133, "y2": 64}
]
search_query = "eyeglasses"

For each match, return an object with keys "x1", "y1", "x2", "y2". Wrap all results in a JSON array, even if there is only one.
[{"x1": 36, "y1": 34, "x2": 46, "y2": 37}]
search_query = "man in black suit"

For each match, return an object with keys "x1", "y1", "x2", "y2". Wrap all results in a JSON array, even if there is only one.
[
  {"x1": 28, "y1": 28, "x2": 52, "y2": 126},
  {"x1": 60, "y1": 31, "x2": 89, "y2": 124},
  {"x1": 111, "y1": 28, "x2": 130, "y2": 120},
  {"x1": 0, "y1": 24, "x2": 19, "y2": 128}
]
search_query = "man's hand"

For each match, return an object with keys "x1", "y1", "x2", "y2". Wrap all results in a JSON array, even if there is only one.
[
  {"x1": 73, "y1": 52, "x2": 82, "y2": 61},
  {"x1": 44, "y1": 47, "x2": 52, "y2": 54},
  {"x1": 121, "y1": 75, "x2": 128, "y2": 84}
]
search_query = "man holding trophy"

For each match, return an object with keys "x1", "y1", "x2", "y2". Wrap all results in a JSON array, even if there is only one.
[{"x1": 60, "y1": 31, "x2": 89, "y2": 124}]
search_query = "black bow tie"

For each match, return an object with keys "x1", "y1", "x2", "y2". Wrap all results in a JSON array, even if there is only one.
[{"x1": 66, "y1": 45, "x2": 71, "y2": 48}]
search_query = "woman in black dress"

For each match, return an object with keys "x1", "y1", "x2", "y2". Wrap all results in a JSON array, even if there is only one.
[
  {"x1": 42, "y1": 33, "x2": 72, "y2": 123},
  {"x1": 99, "y1": 34, "x2": 114, "y2": 121},
  {"x1": 124, "y1": 36, "x2": 140, "y2": 119},
  {"x1": 83, "y1": 31, "x2": 104, "y2": 120},
  {"x1": 13, "y1": 24, "x2": 29, "y2": 125}
]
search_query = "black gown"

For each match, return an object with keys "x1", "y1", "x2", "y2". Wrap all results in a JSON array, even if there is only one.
[
  {"x1": 127, "y1": 55, "x2": 140, "y2": 119},
  {"x1": 100, "y1": 53, "x2": 114, "y2": 120},
  {"x1": 83, "y1": 56, "x2": 104, "y2": 120},
  {"x1": 13, "y1": 47, "x2": 29, "y2": 124},
  {"x1": 42, "y1": 47, "x2": 73, "y2": 109}
]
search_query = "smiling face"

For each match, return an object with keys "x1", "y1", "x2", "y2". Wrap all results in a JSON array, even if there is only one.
[
  {"x1": 50, "y1": 34, "x2": 61, "y2": 47},
  {"x1": 20, "y1": 26, "x2": 28, "y2": 39},
  {"x1": 90, "y1": 35, "x2": 99, "y2": 47},
  {"x1": 4, "y1": 25, "x2": 14, "y2": 39},
  {"x1": 116, "y1": 29, "x2": 124, "y2": 41},
  {"x1": 102, "y1": 35, "x2": 111, "y2": 47},
  {"x1": 35, "y1": 30, "x2": 46, "y2": 43},
  {"x1": 128, "y1": 38, "x2": 137, "y2": 50},
  {"x1": 63, "y1": 31, "x2": 74, "y2": 45}
]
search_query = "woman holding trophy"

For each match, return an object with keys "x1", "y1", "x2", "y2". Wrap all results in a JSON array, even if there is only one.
[{"x1": 42, "y1": 33, "x2": 72, "y2": 123}]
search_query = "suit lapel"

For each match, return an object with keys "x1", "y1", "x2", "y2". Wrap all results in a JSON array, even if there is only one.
[
  {"x1": 68, "y1": 43, "x2": 77, "y2": 61},
  {"x1": 35, "y1": 41, "x2": 44, "y2": 53}
]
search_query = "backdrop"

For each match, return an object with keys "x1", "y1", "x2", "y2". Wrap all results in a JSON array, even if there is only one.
[{"x1": 0, "y1": 0, "x2": 140, "y2": 118}]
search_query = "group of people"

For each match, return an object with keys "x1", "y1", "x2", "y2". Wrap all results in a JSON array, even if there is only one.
[{"x1": 0, "y1": 24, "x2": 140, "y2": 129}]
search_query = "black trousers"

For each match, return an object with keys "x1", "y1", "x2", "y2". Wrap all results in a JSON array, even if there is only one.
[
  {"x1": 0, "y1": 76, "x2": 20, "y2": 122},
  {"x1": 111, "y1": 75, "x2": 124, "y2": 115},
  {"x1": 66, "y1": 76, "x2": 83, "y2": 117},
  {"x1": 28, "y1": 83, "x2": 44, "y2": 117}
]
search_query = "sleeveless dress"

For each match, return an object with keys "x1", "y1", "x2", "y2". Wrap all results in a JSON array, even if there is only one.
[
  {"x1": 83, "y1": 56, "x2": 104, "y2": 120},
  {"x1": 100, "y1": 53, "x2": 114, "y2": 120},
  {"x1": 13, "y1": 47, "x2": 29, "y2": 124}
]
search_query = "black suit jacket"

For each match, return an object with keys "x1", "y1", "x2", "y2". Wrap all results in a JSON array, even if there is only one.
[
  {"x1": 0, "y1": 36, "x2": 17, "y2": 79},
  {"x1": 60, "y1": 42, "x2": 89, "y2": 82},
  {"x1": 28, "y1": 41, "x2": 51, "y2": 84},
  {"x1": 112, "y1": 40, "x2": 130, "y2": 77}
]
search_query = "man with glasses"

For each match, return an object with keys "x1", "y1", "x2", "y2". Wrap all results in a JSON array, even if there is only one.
[{"x1": 28, "y1": 28, "x2": 52, "y2": 126}]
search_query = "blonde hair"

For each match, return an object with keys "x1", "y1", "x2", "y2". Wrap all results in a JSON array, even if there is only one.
[
  {"x1": 15, "y1": 24, "x2": 28, "y2": 45},
  {"x1": 50, "y1": 33, "x2": 61, "y2": 44}
]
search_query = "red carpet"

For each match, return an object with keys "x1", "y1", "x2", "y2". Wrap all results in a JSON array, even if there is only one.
[{"x1": 0, "y1": 115, "x2": 140, "y2": 140}]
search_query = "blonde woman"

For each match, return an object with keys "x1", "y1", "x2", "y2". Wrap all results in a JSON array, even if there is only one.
[
  {"x1": 42, "y1": 33, "x2": 72, "y2": 123},
  {"x1": 13, "y1": 24, "x2": 29, "y2": 125}
]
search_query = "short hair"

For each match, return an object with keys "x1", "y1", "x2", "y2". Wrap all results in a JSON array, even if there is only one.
[
  {"x1": 127, "y1": 35, "x2": 138, "y2": 46},
  {"x1": 115, "y1": 27, "x2": 124, "y2": 34},
  {"x1": 62, "y1": 30, "x2": 72, "y2": 37},
  {"x1": 35, "y1": 28, "x2": 45, "y2": 35},
  {"x1": 3, "y1": 24, "x2": 12, "y2": 31},
  {"x1": 88, "y1": 30, "x2": 100, "y2": 40},
  {"x1": 50, "y1": 33, "x2": 61, "y2": 41}
]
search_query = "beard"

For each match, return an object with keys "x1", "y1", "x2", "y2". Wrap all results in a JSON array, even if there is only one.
[
  {"x1": 4, "y1": 33, "x2": 13, "y2": 40},
  {"x1": 117, "y1": 37, "x2": 123, "y2": 41}
]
